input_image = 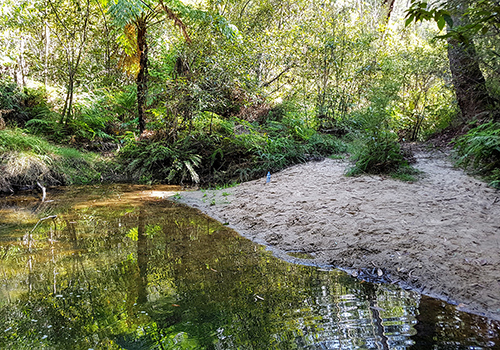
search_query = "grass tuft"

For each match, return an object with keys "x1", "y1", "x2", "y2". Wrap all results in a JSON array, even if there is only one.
[{"x1": 0, "y1": 128, "x2": 115, "y2": 192}]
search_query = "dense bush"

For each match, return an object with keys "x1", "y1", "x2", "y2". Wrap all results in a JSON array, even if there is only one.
[
  {"x1": 0, "y1": 80, "x2": 54, "y2": 128},
  {"x1": 347, "y1": 137, "x2": 405, "y2": 175},
  {"x1": 455, "y1": 121, "x2": 500, "y2": 188},
  {"x1": 118, "y1": 114, "x2": 346, "y2": 186},
  {"x1": 118, "y1": 139, "x2": 202, "y2": 184},
  {"x1": 24, "y1": 86, "x2": 138, "y2": 145}
]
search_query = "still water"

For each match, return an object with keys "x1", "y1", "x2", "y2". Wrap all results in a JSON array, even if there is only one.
[{"x1": 0, "y1": 185, "x2": 499, "y2": 349}]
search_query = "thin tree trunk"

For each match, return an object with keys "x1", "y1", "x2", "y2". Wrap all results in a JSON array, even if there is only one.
[
  {"x1": 17, "y1": 36, "x2": 27, "y2": 88},
  {"x1": 60, "y1": 78, "x2": 70, "y2": 124},
  {"x1": 49, "y1": 0, "x2": 90, "y2": 127},
  {"x1": 136, "y1": 19, "x2": 148, "y2": 135},
  {"x1": 66, "y1": 75, "x2": 74, "y2": 125},
  {"x1": 44, "y1": 10, "x2": 50, "y2": 87},
  {"x1": 60, "y1": 71, "x2": 74, "y2": 125}
]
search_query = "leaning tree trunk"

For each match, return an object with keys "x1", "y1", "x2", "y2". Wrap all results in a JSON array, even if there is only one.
[
  {"x1": 447, "y1": 5, "x2": 492, "y2": 122},
  {"x1": 136, "y1": 18, "x2": 148, "y2": 135}
]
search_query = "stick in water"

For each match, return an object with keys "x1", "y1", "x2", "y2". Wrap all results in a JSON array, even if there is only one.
[
  {"x1": 30, "y1": 215, "x2": 57, "y2": 234},
  {"x1": 37, "y1": 181, "x2": 46, "y2": 202}
]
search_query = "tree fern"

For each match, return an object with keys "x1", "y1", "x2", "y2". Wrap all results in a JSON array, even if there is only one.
[{"x1": 107, "y1": 0, "x2": 240, "y2": 43}]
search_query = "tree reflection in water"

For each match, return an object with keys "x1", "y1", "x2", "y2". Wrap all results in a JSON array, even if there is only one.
[{"x1": 0, "y1": 184, "x2": 498, "y2": 349}]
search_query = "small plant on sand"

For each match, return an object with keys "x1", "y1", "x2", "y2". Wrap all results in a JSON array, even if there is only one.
[
  {"x1": 389, "y1": 165, "x2": 420, "y2": 182},
  {"x1": 347, "y1": 75, "x2": 412, "y2": 177}
]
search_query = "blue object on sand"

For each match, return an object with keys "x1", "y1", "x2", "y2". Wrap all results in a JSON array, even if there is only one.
[{"x1": 266, "y1": 171, "x2": 271, "y2": 183}]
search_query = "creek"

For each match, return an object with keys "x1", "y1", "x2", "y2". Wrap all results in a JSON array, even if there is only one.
[{"x1": 0, "y1": 184, "x2": 498, "y2": 349}]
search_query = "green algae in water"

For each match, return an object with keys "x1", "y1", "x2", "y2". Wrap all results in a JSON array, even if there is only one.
[
  {"x1": 286, "y1": 251, "x2": 315, "y2": 259},
  {"x1": 0, "y1": 185, "x2": 499, "y2": 349}
]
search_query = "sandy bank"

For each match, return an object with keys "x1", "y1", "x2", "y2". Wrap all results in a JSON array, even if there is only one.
[{"x1": 177, "y1": 147, "x2": 500, "y2": 320}]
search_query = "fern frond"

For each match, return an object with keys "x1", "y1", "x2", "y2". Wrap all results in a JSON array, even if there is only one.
[
  {"x1": 183, "y1": 160, "x2": 199, "y2": 183},
  {"x1": 107, "y1": 0, "x2": 148, "y2": 27}
]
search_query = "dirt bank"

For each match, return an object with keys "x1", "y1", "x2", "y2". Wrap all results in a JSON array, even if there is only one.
[{"x1": 176, "y1": 146, "x2": 500, "y2": 320}]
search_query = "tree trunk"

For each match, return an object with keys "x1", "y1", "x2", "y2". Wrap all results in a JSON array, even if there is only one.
[
  {"x1": 67, "y1": 76, "x2": 74, "y2": 125},
  {"x1": 447, "y1": 5, "x2": 492, "y2": 122},
  {"x1": 136, "y1": 19, "x2": 148, "y2": 135},
  {"x1": 60, "y1": 70, "x2": 74, "y2": 125},
  {"x1": 16, "y1": 36, "x2": 27, "y2": 88},
  {"x1": 44, "y1": 12, "x2": 50, "y2": 87}
]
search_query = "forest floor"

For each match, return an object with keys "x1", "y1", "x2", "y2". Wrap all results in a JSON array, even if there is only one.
[{"x1": 177, "y1": 144, "x2": 500, "y2": 320}]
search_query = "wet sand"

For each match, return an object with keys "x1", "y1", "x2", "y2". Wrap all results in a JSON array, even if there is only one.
[{"x1": 176, "y1": 147, "x2": 500, "y2": 320}]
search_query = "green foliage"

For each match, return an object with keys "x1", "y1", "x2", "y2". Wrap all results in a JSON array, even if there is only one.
[
  {"x1": 0, "y1": 80, "x2": 54, "y2": 127},
  {"x1": 404, "y1": 0, "x2": 500, "y2": 112},
  {"x1": 69, "y1": 92, "x2": 122, "y2": 142},
  {"x1": 455, "y1": 121, "x2": 500, "y2": 187},
  {"x1": 406, "y1": 0, "x2": 500, "y2": 37},
  {"x1": 405, "y1": 1, "x2": 453, "y2": 31},
  {"x1": 25, "y1": 87, "x2": 138, "y2": 144},
  {"x1": 0, "y1": 129, "x2": 112, "y2": 191},
  {"x1": 387, "y1": 40, "x2": 455, "y2": 141},
  {"x1": 118, "y1": 139, "x2": 202, "y2": 184},
  {"x1": 0, "y1": 128, "x2": 55, "y2": 154},
  {"x1": 264, "y1": 103, "x2": 290, "y2": 123},
  {"x1": 25, "y1": 117, "x2": 63, "y2": 138},
  {"x1": 118, "y1": 112, "x2": 345, "y2": 186},
  {"x1": 347, "y1": 137, "x2": 406, "y2": 176},
  {"x1": 0, "y1": 80, "x2": 25, "y2": 111},
  {"x1": 0, "y1": 0, "x2": 466, "y2": 186},
  {"x1": 347, "y1": 69, "x2": 410, "y2": 176},
  {"x1": 0, "y1": 80, "x2": 64, "y2": 140}
]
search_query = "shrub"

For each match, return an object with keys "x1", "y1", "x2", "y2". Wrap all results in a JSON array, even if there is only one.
[
  {"x1": 118, "y1": 139, "x2": 202, "y2": 184},
  {"x1": 0, "y1": 80, "x2": 53, "y2": 128},
  {"x1": 347, "y1": 137, "x2": 405, "y2": 175},
  {"x1": 347, "y1": 76, "x2": 411, "y2": 176},
  {"x1": 455, "y1": 121, "x2": 500, "y2": 187}
]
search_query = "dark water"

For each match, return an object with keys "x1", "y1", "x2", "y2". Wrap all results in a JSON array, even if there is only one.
[{"x1": 0, "y1": 185, "x2": 499, "y2": 350}]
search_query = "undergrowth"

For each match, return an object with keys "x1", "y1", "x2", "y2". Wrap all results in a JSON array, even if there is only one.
[
  {"x1": 346, "y1": 137, "x2": 418, "y2": 181},
  {"x1": 454, "y1": 121, "x2": 500, "y2": 188},
  {"x1": 118, "y1": 114, "x2": 346, "y2": 186}
]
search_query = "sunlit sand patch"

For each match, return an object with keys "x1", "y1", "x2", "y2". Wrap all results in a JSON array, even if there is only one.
[
  {"x1": 150, "y1": 190, "x2": 181, "y2": 199},
  {"x1": 71, "y1": 185, "x2": 183, "y2": 209}
]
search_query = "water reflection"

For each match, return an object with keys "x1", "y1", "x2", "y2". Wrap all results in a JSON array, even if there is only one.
[{"x1": 0, "y1": 185, "x2": 498, "y2": 349}]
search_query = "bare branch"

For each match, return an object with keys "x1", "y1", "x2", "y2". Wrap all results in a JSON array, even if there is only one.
[
  {"x1": 158, "y1": 0, "x2": 192, "y2": 43},
  {"x1": 261, "y1": 65, "x2": 294, "y2": 88}
]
